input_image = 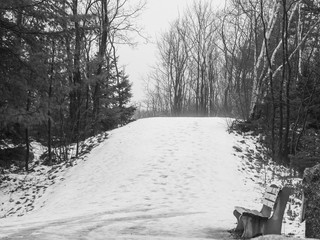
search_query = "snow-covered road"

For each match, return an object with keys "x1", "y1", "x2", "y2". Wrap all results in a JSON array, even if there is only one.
[{"x1": 0, "y1": 118, "x2": 266, "y2": 239}]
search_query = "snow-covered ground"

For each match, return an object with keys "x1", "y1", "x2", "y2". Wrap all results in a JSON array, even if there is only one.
[{"x1": 0, "y1": 117, "x2": 304, "y2": 239}]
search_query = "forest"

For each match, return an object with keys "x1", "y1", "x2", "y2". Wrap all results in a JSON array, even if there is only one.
[
  {"x1": 1, "y1": 1, "x2": 320, "y2": 237},
  {"x1": 1, "y1": 0, "x2": 320, "y2": 175},
  {"x1": 141, "y1": 0, "x2": 320, "y2": 173},
  {"x1": 0, "y1": 0, "x2": 144, "y2": 171}
]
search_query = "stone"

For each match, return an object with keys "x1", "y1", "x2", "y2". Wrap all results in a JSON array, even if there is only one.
[
  {"x1": 302, "y1": 163, "x2": 320, "y2": 238},
  {"x1": 255, "y1": 235, "x2": 317, "y2": 240}
]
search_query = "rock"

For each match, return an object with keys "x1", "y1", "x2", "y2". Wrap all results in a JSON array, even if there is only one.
[
  {"x1": 233, "y1": 146, "x2": 242, "y2": 152},
  {"x1": 291, "y1": 156, "x2": 320, "y2": 176},
  {"x1": 254, "y1": 235, "x2": 317, "y2": 239},
  {"x1": 302, "y1": 163, "x2": 320, "y2": 238}
]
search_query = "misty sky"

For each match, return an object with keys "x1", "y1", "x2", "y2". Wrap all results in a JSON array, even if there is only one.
[{"x1": 118, "y1": 0, "x2": 227, "y2": 103}]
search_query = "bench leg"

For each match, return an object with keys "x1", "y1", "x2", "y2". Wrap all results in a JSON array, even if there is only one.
[
  {"x1": 233, "y1": 210, "x2": 244, "y2": 232},
  {"x1": 240, "y1": 215, "x2": 267, "y2": 238}
]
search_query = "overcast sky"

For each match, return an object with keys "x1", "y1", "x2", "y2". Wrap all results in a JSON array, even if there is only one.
[{"x1": 118, "y1": 0, "x2": 227, "y2": 103}]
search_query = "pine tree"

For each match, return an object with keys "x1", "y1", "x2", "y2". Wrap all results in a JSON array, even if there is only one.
[{"x1": 115, "y1": 71, "x2": 136, "y2": 125}]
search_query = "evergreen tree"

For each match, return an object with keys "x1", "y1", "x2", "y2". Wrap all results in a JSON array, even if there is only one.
[
  {"x1": 115, "y1": 71, "x2": 136, "y2": 126},
  {"x1": 0, "y1": 0, "x2": 142, "y2": 170}
]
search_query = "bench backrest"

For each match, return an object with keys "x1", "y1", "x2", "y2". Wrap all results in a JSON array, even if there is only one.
[
  {"x1": 263, "y1": 185, "x2": 280, "y2": 208},
  {"x1": 265, "y1": 186, "x2": 292, "y2": 234},
  {"x1": 260, "y1": 184, "x2": 280, "y2": 217}
]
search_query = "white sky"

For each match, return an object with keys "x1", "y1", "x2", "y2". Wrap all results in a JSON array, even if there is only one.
[{"x1": 118, "y1": 0, "x2": 227, "y2": 103}]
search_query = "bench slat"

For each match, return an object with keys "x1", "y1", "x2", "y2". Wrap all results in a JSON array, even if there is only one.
[
  {"x1": 266, "y1": 186, "x2": 279, "y2": 194},
  {"x1": 263, "y1": 192, "x2": 277, "y2": 202},
  {"x1": 262, "y1": 198, "x2": 274, "y2": 208}
]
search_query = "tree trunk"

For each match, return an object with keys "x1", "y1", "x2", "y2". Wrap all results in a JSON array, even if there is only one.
[
  {"x1": 25, "y1": 92, "x2": 31, "y2": 172},
  {"x1": 72, "y1": 0, "x2": 82, "y2": 156},
  {"x1": 47, "y1": 39, "x2": 55, "y2": 166},
  {"x1": 260, "y1": 0, "x2": 276, "y2": 161},
  {"x1": 25, "y1": 127, "x2": 29, "y2": 172},
  {"x1": 93, "y1": 0, "x2": 109, "y2": 128},
  {"x1": 249, "y1": 1, "x2": 281, "y2": 118}
]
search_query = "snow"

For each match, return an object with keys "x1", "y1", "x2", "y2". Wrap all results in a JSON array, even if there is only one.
[{"x1": 0, "y1": 117, "x2": 305, "y2": 239}]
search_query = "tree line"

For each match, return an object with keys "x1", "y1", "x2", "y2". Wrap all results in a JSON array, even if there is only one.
[
  {"x1": 0, "y1": 0, "x2": 144, "y2": 170},
  {"x1": 142, "y1": 0, "x2": 320, "y2": 170}
]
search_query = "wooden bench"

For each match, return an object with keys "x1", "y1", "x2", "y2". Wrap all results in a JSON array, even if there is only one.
[{"x1": 233, "y1": 184, "x2": 292, "y2": 238}]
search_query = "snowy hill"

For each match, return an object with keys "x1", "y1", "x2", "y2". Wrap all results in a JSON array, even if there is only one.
[{"x1": 0, "y1": 117, "x2": 304, "y2": 239}]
